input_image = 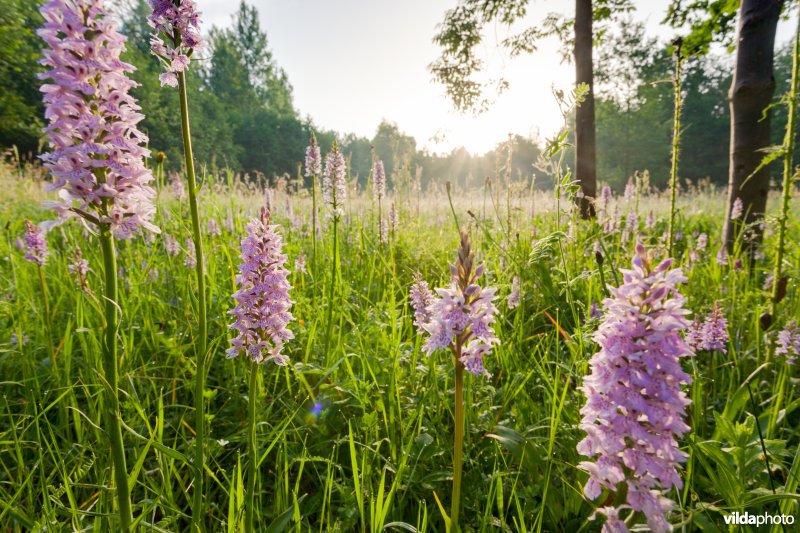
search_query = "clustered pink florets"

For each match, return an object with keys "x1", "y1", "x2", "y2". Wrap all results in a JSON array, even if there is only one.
[
  {"x1": 227, "y1": 209, "x2": 294, "y2": 365},
  {"x1": 148, "y1": 0, "x2": 204, "y2": 87},
  {"x1": 776, "y1": 320, "x2": 800, "y2": 364},
  {"x1": 685, "y1": 301, "x2": 729, "y2": 353},
  {"x1": 409, "y1": 272, "x2": 434, "y2": 334},
  {"x1": 373, "y1": 159, "x2": 385, "y2": 201},
  {"x1": 23, "y1": 220, "x2": 49, "y2": 266},
  {"x1": 38, "y1": 0, "x2": 158, "y2": 239},
  {"x1": 413, "y1": 232, "x2": 499, "y2": 378},
  {"x1": 305, "y1": 134, "x2": 321, "y2": 178},
  {"x1": 578, "y1": 243, "x2": 694, "y2": 533},
  {"x1": 322, "y1": 143, "x2": 347, "y2": 218},
  {"x1": 507, "y1": 276, "x2": 521, "y2": 309}
]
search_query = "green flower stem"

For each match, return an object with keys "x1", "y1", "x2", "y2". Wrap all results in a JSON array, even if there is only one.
[
  {"x1": 324, "y1": 215, "x2": 339, "y2": 359},
  {"x1": 377, "y1": 196, "x2": 382, "y2": 241},
  {"x1": 311, "y1": 172, "x2": 318, "y2": 275},
  {"x1": 99, "y1": 230, "x2": 132, "y2": 532},
  {"x1": 771, "y1": 12, "x2": 800, "y2": 319},
  {"x1": 446, "y1": 183, "x2": 461, "y2": 234},
  {"x1": 451, "y1": 354, "x2": 465, "y2": 533},
  {"x1": 177, "y1": 70, "x2": 208, "y2": 532},
  {"x1": 245, "y1": 361, "x2": 259, "y2": 532},
  {"x1": 667, "y1": 40, "x2": 683, "y2": 257}
]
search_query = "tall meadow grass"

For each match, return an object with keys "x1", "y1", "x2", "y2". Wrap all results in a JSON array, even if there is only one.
[{"x1": 0, "y1": 157, "x2": 798, "y2": 530}]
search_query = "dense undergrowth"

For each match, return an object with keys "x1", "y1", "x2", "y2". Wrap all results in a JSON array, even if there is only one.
[{"x1": 0, "y1": 162, "x2": 798, "y2": 532}]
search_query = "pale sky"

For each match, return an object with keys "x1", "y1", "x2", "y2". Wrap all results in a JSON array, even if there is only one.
[{"x1": 194, "y1": 0, "x2": 795, "y2": 155}]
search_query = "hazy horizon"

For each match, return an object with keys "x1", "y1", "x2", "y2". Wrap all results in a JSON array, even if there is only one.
[{"x1": 192, "y1": 0, "x2": 795, "y2": 156}]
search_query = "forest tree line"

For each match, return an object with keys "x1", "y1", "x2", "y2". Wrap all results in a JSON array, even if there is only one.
[{"x1": 0, "y1": 0, "x2": 796, "y2": 192}]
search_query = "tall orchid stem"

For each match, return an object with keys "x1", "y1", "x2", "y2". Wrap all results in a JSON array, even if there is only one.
[
  {"x1": 177, "y1": 70, "x2": 208, "y2": 532},
  {"x1": 99, "y1": 230, "x2": 132, "y2": 532},
  {"x1": 245, "y1": 361, "x2": 259, "y2": 532},
  {"x1": 451, "y1": 355, "x2": 465, "y2": 533},
  {"x1": 324, "y1": 215, "x2": 339, "y2": 358},
  {"x1": 311, "y1": 173, "x2": 318, "y2": 275},
  {"x1": 446, "y1": 183, "x2": 461, "y2": 234},
  {"x1": 771, "y1": 12, "x2": 800, "y2": 319},
  {"x1": 667, "y1": 38, "x2": 683, "y2": 257},
  {"x1": 377, "y1": 197, "x2": 382, "y2": 242}
]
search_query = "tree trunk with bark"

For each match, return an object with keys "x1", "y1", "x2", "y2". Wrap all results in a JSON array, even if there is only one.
[
  {"x1": 723, "y1": 0, "x2": 782, "y2": 250},
  {"x1": 574, "y1": 0, "x2": 597, "y2": 219}
]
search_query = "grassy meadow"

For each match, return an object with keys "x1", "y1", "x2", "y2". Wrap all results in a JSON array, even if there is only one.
[{"x1": 0, "y1": 157, "x2": 799, "y2": 532}]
